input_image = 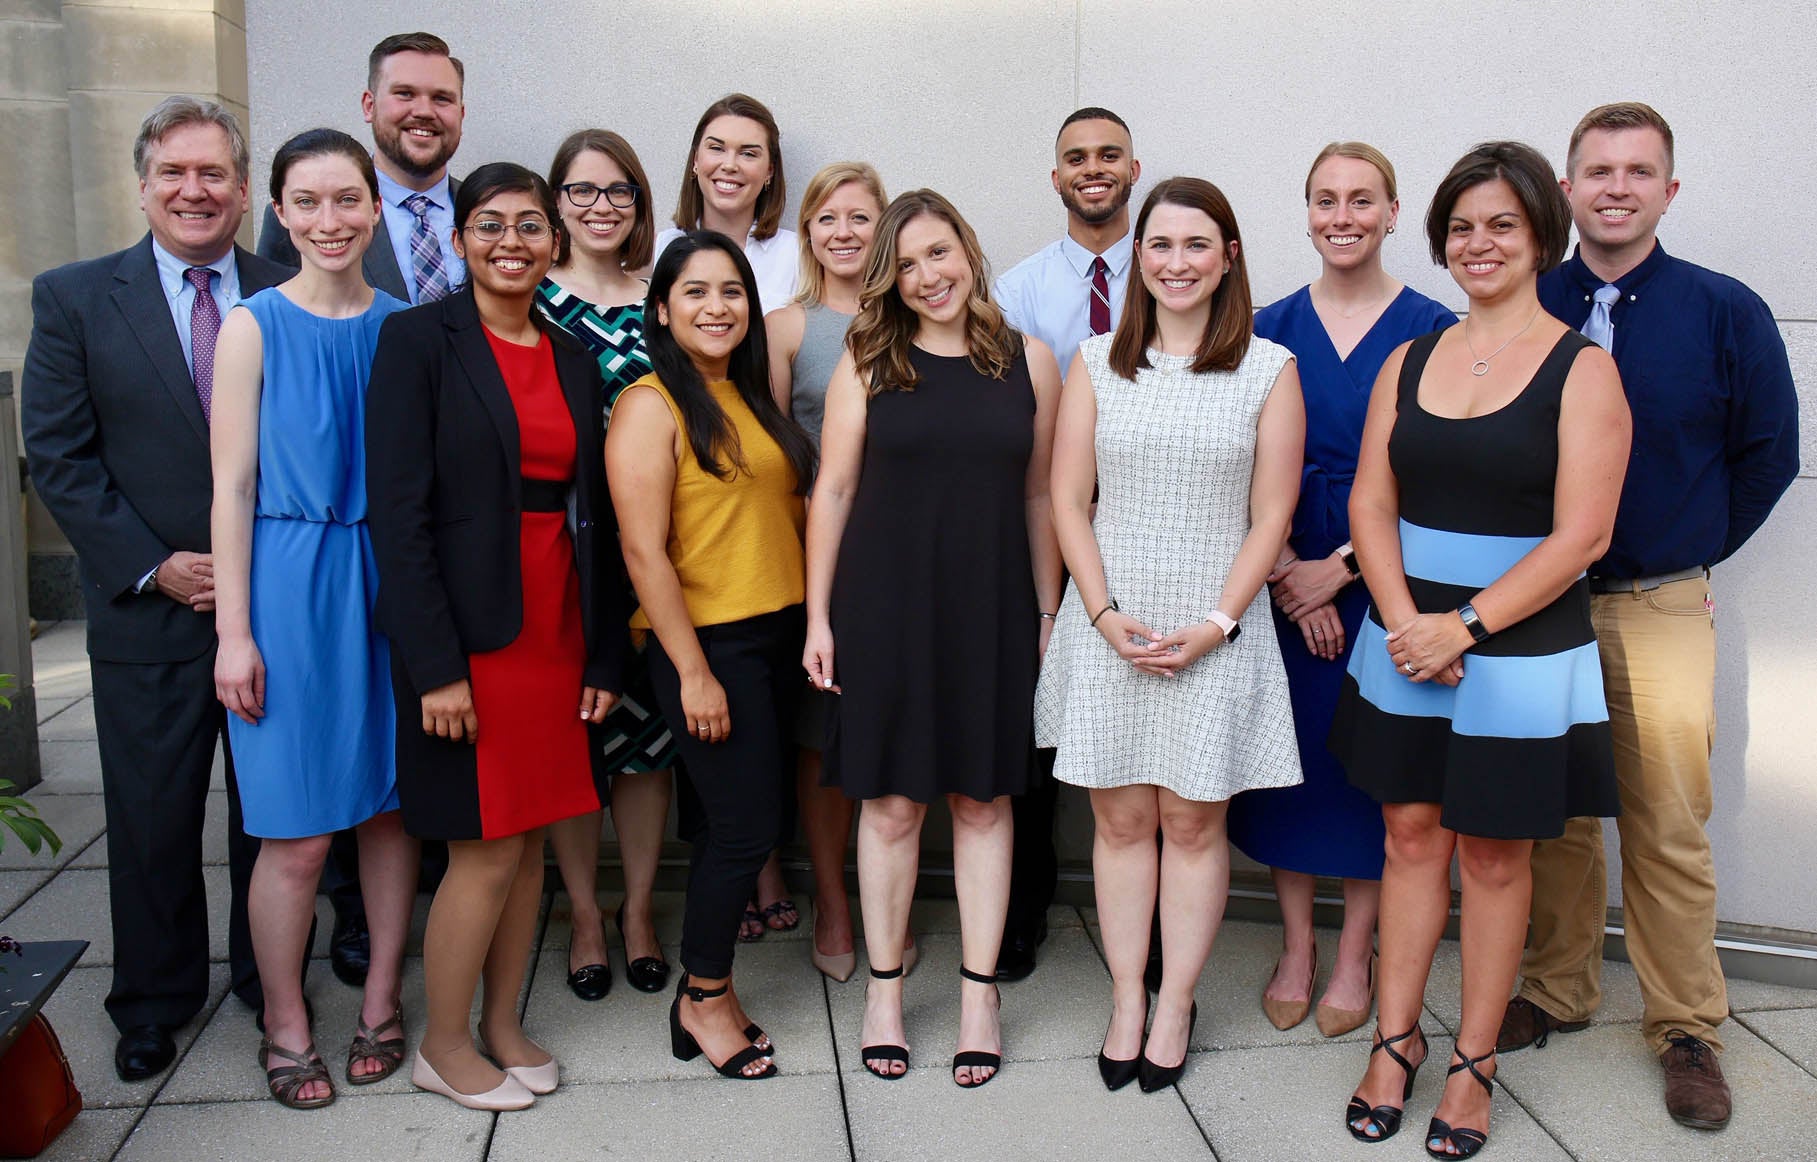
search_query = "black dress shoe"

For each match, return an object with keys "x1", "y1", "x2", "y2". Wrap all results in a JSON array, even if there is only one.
[
  {"x1": 115, "y1": 1024, "x2": 176, "y2": 1082},
  {"x1": 616, "y1": 903, "x2": 672, "y2": 993},
  {"x1": 995, "y1": 915, "x2": 1048, "y2": 982},
  {"x1": 568, "y1": 962, "x2": 613, "y2": 1001},
  {"x1": 330, "y1": 910, "x2": 371, "y2": 987}
]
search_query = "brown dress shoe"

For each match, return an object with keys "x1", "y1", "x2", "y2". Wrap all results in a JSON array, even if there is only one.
[
  {"x1": 1496, "y1": 996, "x2": 1589, "y2": 1053},
  {"x1": 1660, "y1": 1030, "x2": 1731, "y2": 1130}
]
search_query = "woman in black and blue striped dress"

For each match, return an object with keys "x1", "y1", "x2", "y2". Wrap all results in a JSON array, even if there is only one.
[
  {"x1": 1331, "y1": 142, "x2": 1630, "y2": 1160},
  {"x1": 535, "y1": 129, "x2": 674, "y2": 1001}
]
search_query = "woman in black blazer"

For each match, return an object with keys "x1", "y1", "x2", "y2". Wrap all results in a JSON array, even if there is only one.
[{"x1": 366, "y1": 163, "x2": 630, "y2": 1111}]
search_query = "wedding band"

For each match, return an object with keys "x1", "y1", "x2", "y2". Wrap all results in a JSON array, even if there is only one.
[
  {"x1": 698, "y1": 724, "x2": 710, "y2": 734},
  {"x1": 1403, "y1": 661, "x2": 1417, "y2": 675}
]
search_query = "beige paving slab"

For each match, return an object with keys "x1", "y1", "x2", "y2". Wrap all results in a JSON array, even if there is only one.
[
  {"x1": 37, "y1": 696, "x2": 97, "y2": 741},
  {"x1": 845, "y1": 1053, "x2": 1210, "y2": 1161},
  {"x1": 31, "y1": 1106, "x2": 138, "y2": 1162},
  {"x1": 0, "y1": 791, "x2": 105, "y2": 871},
  {"x1": 542, "y1": 887, "x2": 687, "y2": 949},
  {"x1": 1190, "y1": 919, "x2": 1379, "y2": 1051},
  {"x1": 38, "y1": 963, "x2": 231, "y2": 1109},
  {"x1": 29, "y1": 620, "x2": 89, "y2": 666},
  {"x1": 32, "y1": 692, "x2": 84, "y2": 723},
  {"x1": 487, "y1": 1074, "x2": 850, "y2": 1162},
  {"x1": 0, "y1": 866, "x2": 53, "y2": 918},
  {"x1": 828, "y1": 927, "x2": 1109, "y2": 1072},
  {"x1": 3, "y1": 866, "x2": 233, "y2": 967},
  {"x1": 524, "y1": 935, "x2": 835, "y2": 1084},
  {"x1": 114, "y1": 1090, "x2": 490, "y2": 1162},
  {"x1": 69, "y1": 791, "x2": 237, "y2": 871},
  {"x1": 1738, "y1": 1007, "x2": 1817, "y2": 1076},
  {"x1": 1178, "y1": 1032, "x2": 1572, "y2": 1162},
  {"x1": 1498, "y1": 1020, "x2": 1817, "y2": 1159},
  {"x1": 33, "y1": 739, "x2": 105, "y2": 794}
]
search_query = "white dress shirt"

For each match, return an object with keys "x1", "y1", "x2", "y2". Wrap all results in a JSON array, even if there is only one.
[
  {"x1": 654, "y1": 224, "x2": 801, "y2": 316},
  {"x1": 993, "y1": 230, "x2": 1135, "y2": 374}
]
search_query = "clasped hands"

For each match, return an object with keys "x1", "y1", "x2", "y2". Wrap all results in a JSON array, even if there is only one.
[
  {"x1": 1383, "y1": 612, "x2": 1472, "y2": 686},
  {"x1": 1269, "y1": 552, "x2": 1349, "y2": 661},
  {"x1": 1095, "y1": 609, "x2": 1225, "y2": 678}
]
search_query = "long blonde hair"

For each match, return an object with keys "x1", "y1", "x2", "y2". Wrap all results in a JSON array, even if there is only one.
[
  {"x1": 847, "y1": 189, "x2": 1022, "y2": 396},
  {"x1": 793, "y1": 162, "x2": 887, "y2": 306}
]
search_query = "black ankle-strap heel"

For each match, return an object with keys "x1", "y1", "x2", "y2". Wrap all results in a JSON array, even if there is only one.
[
  {"x1": 953, "y1": 966, "x2": 1002, "y2": 1089},
  {"x1": 1426, "y1": 1046, "x2": 1494, "y2": 1158},
  {"x1": 1346, "y1": 1025, "x2": 1426, "y2": 1142},
  {"x1": 860, "y1": 964, "x2": 910, "y2": 1080},
  {"x1": 668, "y1": 976, "x2": 777, "y2": 1080}
]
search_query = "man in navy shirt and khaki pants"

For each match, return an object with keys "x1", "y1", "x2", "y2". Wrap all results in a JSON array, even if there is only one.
[{"x1": 1499, "y1": 102, "x2": 1799, "y2": 1131}]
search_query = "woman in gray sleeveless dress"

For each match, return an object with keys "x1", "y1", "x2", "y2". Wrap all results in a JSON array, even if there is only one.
[{"x1": 763, "y1": 163, "x2": 896, "y2": 982}]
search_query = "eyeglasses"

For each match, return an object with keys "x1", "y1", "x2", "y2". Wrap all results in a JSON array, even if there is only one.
[
  {"x1": 462, "y1": 219, "x2": 552, "y2": 242},
  {"x1": 560, "y1": 182, "x2": 640, "y2": 209}
]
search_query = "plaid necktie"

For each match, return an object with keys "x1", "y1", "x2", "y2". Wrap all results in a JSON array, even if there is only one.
[
  {"x1": 404, "y1": 193, "x2": 451, "y2": 303},
  {"x1": 1089, "y1": 256, "x2": 1112, "y2": 335},
  {"x1": 185, "y1": 266, "x2": 221, "y2": 421}
]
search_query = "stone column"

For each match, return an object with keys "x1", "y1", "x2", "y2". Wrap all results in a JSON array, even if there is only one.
[
  {"x1": 1, "y1": 0, "x2": 249, "y2": 620},
  {"x1": 0, "y1": 372, "x2": 40, "y2": 789}
]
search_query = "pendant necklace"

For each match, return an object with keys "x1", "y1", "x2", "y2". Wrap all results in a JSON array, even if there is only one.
[{"x1": 1463, "y1": 305, "x2": 1541, "y2": 376}]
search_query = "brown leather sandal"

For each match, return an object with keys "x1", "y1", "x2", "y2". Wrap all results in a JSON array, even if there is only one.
[
  {"x1": 346, "y1": 1010, "x2": 406, "y2": 1085},
  {"x1": 260, "y1": 1038, "x2": 335, "y2": 1109}
]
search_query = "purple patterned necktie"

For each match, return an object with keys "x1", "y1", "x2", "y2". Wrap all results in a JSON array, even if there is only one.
[
  {"x1": 185, "y1": 266, "x2": 221, "y2": 421},
  {"x1": 403, "y1": 193, "x2": 451, "y2": 303},
  {"x1": 1089, "y1": 256, "x2": 1112, "y2": 335}
]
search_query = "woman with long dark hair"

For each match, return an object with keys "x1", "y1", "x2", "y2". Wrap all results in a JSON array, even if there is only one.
[
  {"x1": 805, "y1": 189, "x2": 1063, "y2": 1088},
  {"x1": 606, "y1": 231, "x2": 816, "y2": 1081},
  {"x1": 366, "y1": 162, "x2": 630, "y2": 1110}
]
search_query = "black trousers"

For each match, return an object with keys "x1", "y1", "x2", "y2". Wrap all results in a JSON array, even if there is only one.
[
  {"x1": 1006, "y1": 745, "x2": 1060, "y2": 933},
  {"x1": 647, "y1": 606, "x2": 802, "y2": 979},
  {"x1": 91, "y1": 648, "x2": 262, "y2": 1029}
]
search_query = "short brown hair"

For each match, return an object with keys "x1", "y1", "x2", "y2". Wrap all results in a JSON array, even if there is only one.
[
  {"x1": 547, "y1": 129, "x2": 654, "y2": 270},
  {"x1": 673, "y1": 94, "x2": 786, "y2": 241},
  {"x1": 1109, "y1": 177, "x2": 1253, "y2": 379},
  {"x1": 847, "y1": 189, "x2": 1023, "y2": 395},
  {"x1": 133, "y1": 95, "x2": 250, "y2": 182},
  {"x1": 1567, "y1": 101, "x2": 1675, "y2": 177},
  {"x1": 1424, "y1": 141, "x2": 1573, "y2": 275},
  {"x1": 1304, "y1": 141, "x2": 1397, "y2": 203},
  {"x1": 366, "y1": 32, "x2": 463, "y2": 94},
  {"x1": 794, "y1": 162, "x2": 887, "y2": 306}
]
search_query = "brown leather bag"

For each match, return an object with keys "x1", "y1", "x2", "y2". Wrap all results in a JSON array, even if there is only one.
[{"x1": 0, "y1": 1014, "x2": 82, "y2": 1158}]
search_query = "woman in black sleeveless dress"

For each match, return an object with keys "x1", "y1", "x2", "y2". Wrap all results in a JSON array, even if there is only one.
[
  {"x1": 804, "y1": 190, "x2": 1063, "y2": 1088},
  {"x1": 1331, "y1": 143, "x2": 1629, "y2": 1158}
]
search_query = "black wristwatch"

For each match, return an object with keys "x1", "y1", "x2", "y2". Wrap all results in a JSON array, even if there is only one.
[
  {"x1": 1339, "y1": 545, "x2": 1361, "y2": 578},
  {"x1": 1457, "y1": 603, "x2": 1491, "y2": 644}
]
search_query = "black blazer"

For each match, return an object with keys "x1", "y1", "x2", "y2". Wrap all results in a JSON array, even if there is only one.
[
  {"x1": 21, "y1": 234, "x2": 289, "y2": 662},
  {"x1": 257, "y1": 174, "x2": 462, "y2": 303},
  {"x1": 365, "y1": 287, "x2": 630, "y2": 699}
]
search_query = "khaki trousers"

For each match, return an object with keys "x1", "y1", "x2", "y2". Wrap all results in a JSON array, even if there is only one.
[{"x1": 1519, "y1": 576, "x2": 1729, "y2": 1054}]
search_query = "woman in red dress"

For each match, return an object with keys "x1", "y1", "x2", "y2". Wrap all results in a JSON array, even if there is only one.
[{"x1": 366, "y1": 163, "x2": 630, "y2": 1110}]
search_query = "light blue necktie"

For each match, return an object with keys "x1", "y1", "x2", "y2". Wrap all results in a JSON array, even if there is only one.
[{"x1": 1582, "y1": 283, "x2": 1621, "y2": 351}]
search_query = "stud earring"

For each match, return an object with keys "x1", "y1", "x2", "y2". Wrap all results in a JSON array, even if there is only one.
[{"x1": 1387, "y1": 226, "x2": 1396, "y2": 234}]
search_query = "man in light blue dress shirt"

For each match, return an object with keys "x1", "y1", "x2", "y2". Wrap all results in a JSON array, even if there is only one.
[
  {"x1": 990, "y1": 107, "x2": 1140, "y2": 980},
  {"x1": 258, "y1": 32, "x2": 466, "y2": 302},
  {"x1": 994, "y1": 107, "x2": 1142, "y2": 375}
]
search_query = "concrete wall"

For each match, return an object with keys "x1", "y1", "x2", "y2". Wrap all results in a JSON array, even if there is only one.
[{"x1": 231, "y1": 0, "x2": 1812, "y2": 935}]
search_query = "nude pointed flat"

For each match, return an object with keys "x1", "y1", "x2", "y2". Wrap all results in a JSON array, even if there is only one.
[
  {"x1": 1261, "y1": 947, "x2": 1317, "y2": 1031},
  {"x1": 412, "y1": 1051, "x2": 535, "y2": 1110},
  {"x1": 1316, "y1": 952, "x2": 1376, "y2": 1038}
]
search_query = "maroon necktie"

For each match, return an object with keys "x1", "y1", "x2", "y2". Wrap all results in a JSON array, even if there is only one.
[
  {"x1": 1089, "y1": 256, "x2": 1111, "y2": 336},
  {"x1": 185, "y1": 266, "x2": 221, "y2": 421}
]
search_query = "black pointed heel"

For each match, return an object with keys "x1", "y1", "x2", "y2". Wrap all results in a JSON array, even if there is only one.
[
  {"x1": 667, "y1": 977, "x2": 776, "y2": 1080},
  {"x1": 615, "y1": 903, "x2": 671, "y2": 993},
  {"x1": 1346, "y1": 1025, "x2": 1426, "y2": 1142},
  {"x1": 1426, "y1": 1047, "x2": 1495, "y2": 1159},
  {"x1": 859, "y1": 963, "x2": 910, "y2": 1080},
  {"x1": 1137, "y1": 1001, "x2": 1197, "y2": 1092},
  {"x1": 952, "y1": 966, "x2": 1002, "y2": 1089}
]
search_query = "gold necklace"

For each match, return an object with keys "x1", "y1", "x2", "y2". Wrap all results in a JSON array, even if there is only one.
[{"x1": 1463, "y1": 305, "x2": 1541, "y2": 376}]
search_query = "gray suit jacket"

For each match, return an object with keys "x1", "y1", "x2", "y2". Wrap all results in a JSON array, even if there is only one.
[
  {"x1": 257, "y1": 174, "x2": 461, "y2": 302},
  {"x1": 22, "y1": 234, "x2": 289, "y2": 662}
]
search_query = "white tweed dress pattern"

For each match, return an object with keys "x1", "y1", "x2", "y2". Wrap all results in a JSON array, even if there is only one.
[{"x1": 1035, "y1": 333, "x2": 1304, "y2": 802}]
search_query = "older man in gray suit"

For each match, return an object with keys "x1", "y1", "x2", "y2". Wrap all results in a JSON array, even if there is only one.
[{"x1": 23, "y1": 96, "x2": 288, "y2": 1082}]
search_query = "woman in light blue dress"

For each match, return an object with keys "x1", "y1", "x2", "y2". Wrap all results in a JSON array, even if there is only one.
[{"x1": 211, "y1": 129, "x2": 417, "y2": 1109}]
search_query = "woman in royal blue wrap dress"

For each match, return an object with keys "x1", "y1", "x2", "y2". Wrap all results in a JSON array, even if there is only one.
[{"x1": 1226, "y1": 143, "x2": 1455, "y2": 1037}]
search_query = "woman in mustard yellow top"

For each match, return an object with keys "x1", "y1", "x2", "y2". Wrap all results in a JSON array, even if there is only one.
[{"x1": 606, "y1": 231, "x2": 816, "y2": 1081}]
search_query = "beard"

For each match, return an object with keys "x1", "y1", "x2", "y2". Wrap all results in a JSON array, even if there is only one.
[
  {"x1": 374, "y1": 119, "x2": 458, "y2": 182},
  {"x1": 1060, "y1": 178, "x2": 1132, "y2": 225}
]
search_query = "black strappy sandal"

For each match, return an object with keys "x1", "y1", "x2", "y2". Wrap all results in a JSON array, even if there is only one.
[
  {"x1": 1345, "y1": 1025, "x2": 1426, "y2": 1142},
  {"x1": 860, "y1": 964, "x2": 910, "y2": 1080},
  {"x1": 952, "y1": 966, "x2": 1002, "y2": 1089},
  {"x1": 1426, "y1": 1047, "x2": 1495, "y2": 1159},
  {"x1": 668, "y1": 978, "x2": 776, "y2": 1080}
]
